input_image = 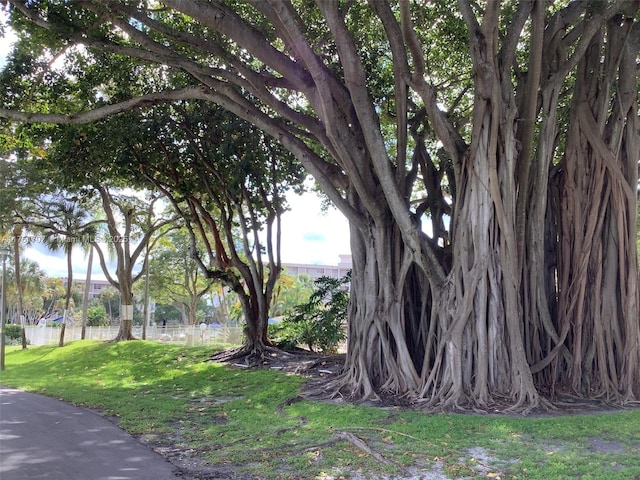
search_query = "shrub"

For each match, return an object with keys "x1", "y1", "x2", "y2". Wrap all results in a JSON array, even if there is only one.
[
  {"x1": 4, "y1": 324, "x2": 24, "y2": 345},
  {"x1": 271, "y1": 272, "x2": 349, "y2": 353},
  {"x1": 87, "y1": 304, "x2": 109, "y2": 326}
]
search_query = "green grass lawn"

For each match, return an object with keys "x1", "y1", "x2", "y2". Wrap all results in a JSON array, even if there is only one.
[{"x1": 1, "y1": 341, "x2": 639, "y2": 479}]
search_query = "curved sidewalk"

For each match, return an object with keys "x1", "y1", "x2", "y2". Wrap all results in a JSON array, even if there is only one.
[{"x1": 0, "y1": 387, "x2": 181, "y2": 480}]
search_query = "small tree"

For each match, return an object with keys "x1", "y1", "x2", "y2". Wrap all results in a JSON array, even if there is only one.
[
  {"x1": 4, "y1": 324, "x2": 23, "y2": 345},
  {"x1": 147, "y1": 227, "x2": 215, "y2": 325},
  {"x1": 273, "y1": 273, "x2": 350, "y2": 354}
]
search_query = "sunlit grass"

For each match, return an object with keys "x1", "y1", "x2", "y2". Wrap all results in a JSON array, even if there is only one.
[{"x1": 1, "y1": 341, "x2": 639, "y2": 479}]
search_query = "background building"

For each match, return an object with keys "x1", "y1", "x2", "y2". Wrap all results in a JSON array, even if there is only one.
[{"x1": 282, "y1": 254, "x2": 351, "y2": 280}]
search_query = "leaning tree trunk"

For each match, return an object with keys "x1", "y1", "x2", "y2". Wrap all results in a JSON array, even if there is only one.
[{"x1": 555, "y1": 18, "x2": 640, "y2": 401}]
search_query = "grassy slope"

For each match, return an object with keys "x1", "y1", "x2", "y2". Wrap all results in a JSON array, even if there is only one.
[{"x1": 1, "y1": 341, "x2": 639, "y2": 480}]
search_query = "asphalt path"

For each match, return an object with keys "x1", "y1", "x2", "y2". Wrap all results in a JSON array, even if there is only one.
[{"x1": 0, "y1": 386, "x2": 181, "y2": 480}]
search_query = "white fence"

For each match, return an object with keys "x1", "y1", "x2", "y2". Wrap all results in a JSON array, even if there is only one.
[{"x1": 25, "y1": 324, "x2": 245, "y2": 347}]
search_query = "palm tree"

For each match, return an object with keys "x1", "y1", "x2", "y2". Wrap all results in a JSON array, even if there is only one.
[
  {"x1": 38, "y1": 199, "x2": 97, "y2": 346},
  {"x1": 0, "y1": 222, "x2": 30, "y2": 349},
  {"x1": 5, "y1": 259, "x2": 46, "y2": 327}
]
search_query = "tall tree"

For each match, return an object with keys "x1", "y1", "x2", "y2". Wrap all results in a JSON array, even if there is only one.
[
  {"x1": 89, "y1": 188, "x2": 177, "y2": 341},
  {"x1": 130, "y1": 104, "x2": 304, "y2": 356},
  {"x1": 0, "y1": 159, "x2": 48, "y2": 349},
  {"x1": 31, "y1": 197, "x2": 96, "y2": 346},
  {"x1": 1, "y1": 1, "x2": 638, "y2": 411}
]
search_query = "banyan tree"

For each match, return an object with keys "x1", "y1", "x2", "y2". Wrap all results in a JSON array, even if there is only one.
[{"x1": 0, "y1": 0, "x2": 638, "y2": 411}]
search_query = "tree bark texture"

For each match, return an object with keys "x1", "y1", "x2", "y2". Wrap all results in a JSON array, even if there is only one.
[{"x1": 554, "y1": 16, "x2": 640, "y2": 400}]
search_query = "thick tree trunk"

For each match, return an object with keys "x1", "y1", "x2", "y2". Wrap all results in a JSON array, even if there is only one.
[
  {"x1": 333, "y1": 10, "x2": 541, "y2": 412},
  {"x1": 555, "y1": 18, "x2": 640, "y2": 400},
  {"x1": 334, "y1": 214, "x2": 420, "y2": 401},
  {"x1": 112, "y1": 277, "x2": 136, "y2": 342},
  {"x1": 208, "y1": 286, "x2": 271, "y2": 365},
  {"x1": 240, "y1": 284, "x2": 271, "y2": 352},
  {"x1": 113, "y1": 304, "x2": 136, "y2": 341},
  {"x1": 417, "y1": 98, "x2": 539, "y2": 412},
  {"x1": 243, "y1": 312, "x2": 269, "y2": 352},
  {"x1": 335, "y1": 177, "x2": 540, "y2": 411}
]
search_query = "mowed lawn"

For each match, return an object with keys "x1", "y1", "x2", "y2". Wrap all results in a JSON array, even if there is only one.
[{"x1": 1, "y1": 341, "x2": 639, "y2": 479}]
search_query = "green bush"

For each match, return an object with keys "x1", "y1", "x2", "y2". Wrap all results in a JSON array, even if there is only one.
[
  {"x1": 4, "y1": 324, "x2": 26, "y2": 345},
  {"x1": 87, "y1": 304, "x2": 109, "y2": 326},
  {"x1": 271, "y1": 272, "x2": 349, "y2": 353}
]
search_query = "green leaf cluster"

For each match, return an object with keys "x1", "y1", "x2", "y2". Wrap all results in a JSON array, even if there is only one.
[
  {"x1": 86, "y1": 302, "x2": 109, "y2": 327},
  {"x1": 3, "y1": 324, "x2": 23, "y2": 342},
  {"x1": 272, "y1": 272, "x2": 350, "y2": 353}
]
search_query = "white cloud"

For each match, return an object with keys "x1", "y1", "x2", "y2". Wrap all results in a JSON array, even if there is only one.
[
  {"x1": 0, "y1": 9, "x2": 17, "y2": 68},
  {"x1": 280, "y1": 191, "x2": 350, "y2": 266},
  {"x1": 23, "y1": 245, "x2": 110, "y2": 281}
]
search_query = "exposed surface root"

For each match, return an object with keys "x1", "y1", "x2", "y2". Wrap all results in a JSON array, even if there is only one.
[
  {"x1": 107, "y1": 334, "x2": 138, "y2": 343},
  {"x1": 210, "y1": 348, "x2": 639, "y2": 416},
  {"x1": 335, "y1": 431, "x2": 402, "y2": 469},
  {"x1": 134, "y1": 348, "x2": 640, "y2": 480},
  {"x1": 208, "y1": 345, "x2": 300, "y2": 366}
]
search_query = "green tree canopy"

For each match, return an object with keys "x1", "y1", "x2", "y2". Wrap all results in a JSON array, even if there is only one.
[{"x1": 147, "y1": 227, "x2": 215, "y2": 326}]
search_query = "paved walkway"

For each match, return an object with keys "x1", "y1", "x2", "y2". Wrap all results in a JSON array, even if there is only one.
[{"x1": 0, "y1": 387, "x2": 181, "y2": 480}]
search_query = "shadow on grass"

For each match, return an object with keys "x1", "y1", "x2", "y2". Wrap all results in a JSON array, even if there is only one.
[{"x1": 2, "y1": 341, "x2": 640, "y2": 480}]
